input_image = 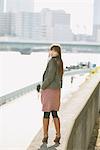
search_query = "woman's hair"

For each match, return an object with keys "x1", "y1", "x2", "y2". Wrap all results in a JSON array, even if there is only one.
[
  {"x1": 50, "y1": 44, "x2": 64, "y2": 77},
  {"x1": 50, "y1": 44, "x2": 61, "y2": 58}
]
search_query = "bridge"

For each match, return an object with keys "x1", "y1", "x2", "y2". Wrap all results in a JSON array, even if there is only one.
[
  {"x1": 0, "y1": 68, "x2": 100, "y2": 149},
  {"x1": 0, "y1": 39, "x2": 100, "y2": 54}
]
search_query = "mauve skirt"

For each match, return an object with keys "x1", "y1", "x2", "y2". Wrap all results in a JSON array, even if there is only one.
[{"x1": 41, "y1": 88, "x2": 61, "y2": 112}]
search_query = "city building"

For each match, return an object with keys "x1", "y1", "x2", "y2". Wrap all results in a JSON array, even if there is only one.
[
  {"x1": 93, "y1": 0, "x2": 100, "y2": 25},
  {"x1": 40, "y1": 8, "x2": 73, "y2": 42},
  {"x1": 0, "y1": 0, "x2": 4, "y2": 12},
  {"x1": 32, "y1": 13, "x2": 41, "y2": 41},
  {"x1": 6, "y1": 0, "x2": 34, "y2": 12},
  {"x1": 0, "y1": 12, "x2": 15, "y2": 36},
  {"x1": 93, "y1": 0, "x2": 100, "y2": 42},
  {"x1": 52, "y1": 10, "x2": 73, "y2": 42},
  {"x1": 0, "y1": 11, "x2": 39, "y2": 40},
  {"x1": 4, "y1": 0, "x2": 35, "y2": 39},
  {"x1": 15, "y1": 12, "x2": 34, "y2": 39}
]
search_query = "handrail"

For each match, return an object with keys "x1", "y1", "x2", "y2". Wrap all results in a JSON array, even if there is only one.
[
  {"x1": 0, "y1": 68, "x2": 91, "y2": 106},
  {"x1": 0, "y1": 81, "x2": 40, "y2": 106}
]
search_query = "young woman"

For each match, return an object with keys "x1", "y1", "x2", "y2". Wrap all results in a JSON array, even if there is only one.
[{"x1": 41, "y1": 44, "x2": 64, "y2": 144}]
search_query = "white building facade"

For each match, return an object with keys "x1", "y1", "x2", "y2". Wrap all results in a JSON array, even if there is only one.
[
  {"x1": 0, "y1": 0, "x2": 4, "y2": 12},
  {"x1": 4, "y1": 0, "x2": 35, "y2": 39},
  {"x1": 0, "y1": 12, "x2": 15, "y2": 36},
  {"x1": 15, "y1": 12, "x2": 34, "y2": 39},
  {"x1": 93, "y1": 0, "x2": 100, "y2": 42},
  {"x1": 6, "y1": 0, "x2": 34, "y2": 12},
  {"x1": 40, "y1": 9, "x2": 73, "y2": 42}
]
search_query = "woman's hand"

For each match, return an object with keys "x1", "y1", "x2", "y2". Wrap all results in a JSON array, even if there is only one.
[{"x1": 40, "y1": 89, "x2": 43, "y2": 93}]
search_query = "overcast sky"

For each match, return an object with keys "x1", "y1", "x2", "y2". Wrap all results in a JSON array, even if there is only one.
[{"x1": 34, "y1": 0, "x2": 94, "y2": 34}]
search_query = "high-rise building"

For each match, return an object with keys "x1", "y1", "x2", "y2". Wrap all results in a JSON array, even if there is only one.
[
  {"x1": 5, "y1": 0, "x2": 34, "y2": 39},
  {"x1": 15, "y1": 12, "x2": 34, "y2": 39},
  {"x1": 32, "y1": 13, "x2": 41, "y2": 41},
  {"x1": 0, "y1": 0, "x2": 4, "y2": 12},
  {"x1": 93, "y1": 0, "x2": 100, "y2": 25},
  {"x1": 0, "y1": 12, "x2": 15, "y2": 36},
  {"x1": 40, "y1": 9, "x2": 73, "y2": 42},
  {"x1": 6, "y1": 0, "x2": 34, "y2": 12},
  {"x1": 93, "y1": 0, "x2": 100, "y2": 41}
]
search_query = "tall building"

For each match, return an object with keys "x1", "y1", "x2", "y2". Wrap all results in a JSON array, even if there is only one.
[
  {"x1": 0, "y1": 12, "x2": 15, "y2": 36},
  {"x1": 0, "y1": 0, "x2": 4, "y2": 12},
  {"x1": 0, "y1": 12, "x2": 36, "y2": 39},
  {"x1": 93, "y1": 0, "x2": 100, "y2": 41},
  {"x1": 40, "y1": 9, "x2": 73, "y2": 42},
  {"x1": 93, "y1": 0, "x2": 100, "y2": 25},
  {"x1": 15, "y1": 12, "x2": 34, "y2": 39},
  {"x1": 5, "y1": 0, "x2": 34, "y2": 39},
  {"x1": 32, "y1": 13, "x2": 41, "y2": 41},
  {"x1": 6, "y1": 0, "x2": 34, "y2": 12},
  {"x1": 52, "y1": 10, "x2": 73, "y2": 42}
]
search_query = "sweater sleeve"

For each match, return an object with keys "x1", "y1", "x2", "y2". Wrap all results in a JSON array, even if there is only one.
[{"x1": 41, "y1": 59, "x2": 57, "y2": 90}]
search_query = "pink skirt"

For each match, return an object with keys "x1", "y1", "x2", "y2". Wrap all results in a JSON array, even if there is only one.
[{"x1": 41, "y1": 88, "x2": 61, "y2": 112}]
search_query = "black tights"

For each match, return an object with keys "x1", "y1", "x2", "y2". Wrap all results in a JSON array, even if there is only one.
[{"x1": 44, "y1": 111, "x2": 58, "y2": 118}]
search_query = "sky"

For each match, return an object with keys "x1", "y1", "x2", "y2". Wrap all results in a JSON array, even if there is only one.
[{"x1": 34, "y1": 0, "x2": 94, "y2": 34}]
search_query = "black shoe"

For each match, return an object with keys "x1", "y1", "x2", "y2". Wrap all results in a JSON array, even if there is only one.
[
  {"x1": 42, "y1": 137, "x2": 48, "y2": 143},
  {"x1": 54, "y1": 136, "x2": 61, "y2": 144}
]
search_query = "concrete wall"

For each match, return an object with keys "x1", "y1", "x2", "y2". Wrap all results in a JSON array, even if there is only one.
[{"x1": 67, "y1": 80, "x2": 100, "y2": 150}]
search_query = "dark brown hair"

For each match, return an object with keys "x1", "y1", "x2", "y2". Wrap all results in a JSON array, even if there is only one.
[{"x1": 50, "y1": 44, "x2": 64, "y2": 77}]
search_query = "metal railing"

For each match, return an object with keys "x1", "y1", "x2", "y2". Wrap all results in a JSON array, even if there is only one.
[
  {"x1": 0, "y1": 68, "x2": 91, "y2": 106},
  {"x1": 0, "y1": 81, "x2": 40, "y2": 106}
]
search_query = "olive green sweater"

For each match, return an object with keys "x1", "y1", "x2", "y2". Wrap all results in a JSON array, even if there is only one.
[{"x1": 41, "y1": 57, "x2": 62, "y2": 90}]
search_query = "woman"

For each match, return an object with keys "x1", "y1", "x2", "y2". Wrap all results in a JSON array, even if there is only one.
[{"x1": 41, "y1": 44, "x2": 64, "y2": 144}]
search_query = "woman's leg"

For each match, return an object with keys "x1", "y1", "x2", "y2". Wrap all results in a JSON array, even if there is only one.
[
  {"x1": 51, "y1": 111, "x2": 61, "y2": 143},
  {"x1": 42, "y1": 112, "x2": 50, "y2": 143}
]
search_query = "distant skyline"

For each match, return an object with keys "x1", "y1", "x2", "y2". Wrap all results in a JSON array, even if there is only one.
[
  {"x1": 5, "y1": 0, "x2": 34, "y2": 12},
  {"x1": 1, "y1": 0, "x2": 98, "y2": 35},
  {"x1": 34, "y1": 0, "x2": 94, "y2": 34}
]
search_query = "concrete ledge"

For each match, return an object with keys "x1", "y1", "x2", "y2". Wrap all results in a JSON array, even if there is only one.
[{"x1": 27, "y1": 73, "x2": 100, "y2": 150}]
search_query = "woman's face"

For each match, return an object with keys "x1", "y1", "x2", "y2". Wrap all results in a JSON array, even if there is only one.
[{"x1": 51, "y1": 49, "x2": 58, "y2": 57}]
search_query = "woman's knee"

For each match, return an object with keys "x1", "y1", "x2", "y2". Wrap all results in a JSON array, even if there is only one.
[
  {"x1": 51, "y1": 111, "x2": 58, "y2": 118},
  {"x1": 44, "y1": 112, "x2": 50, "y2": 118}
]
